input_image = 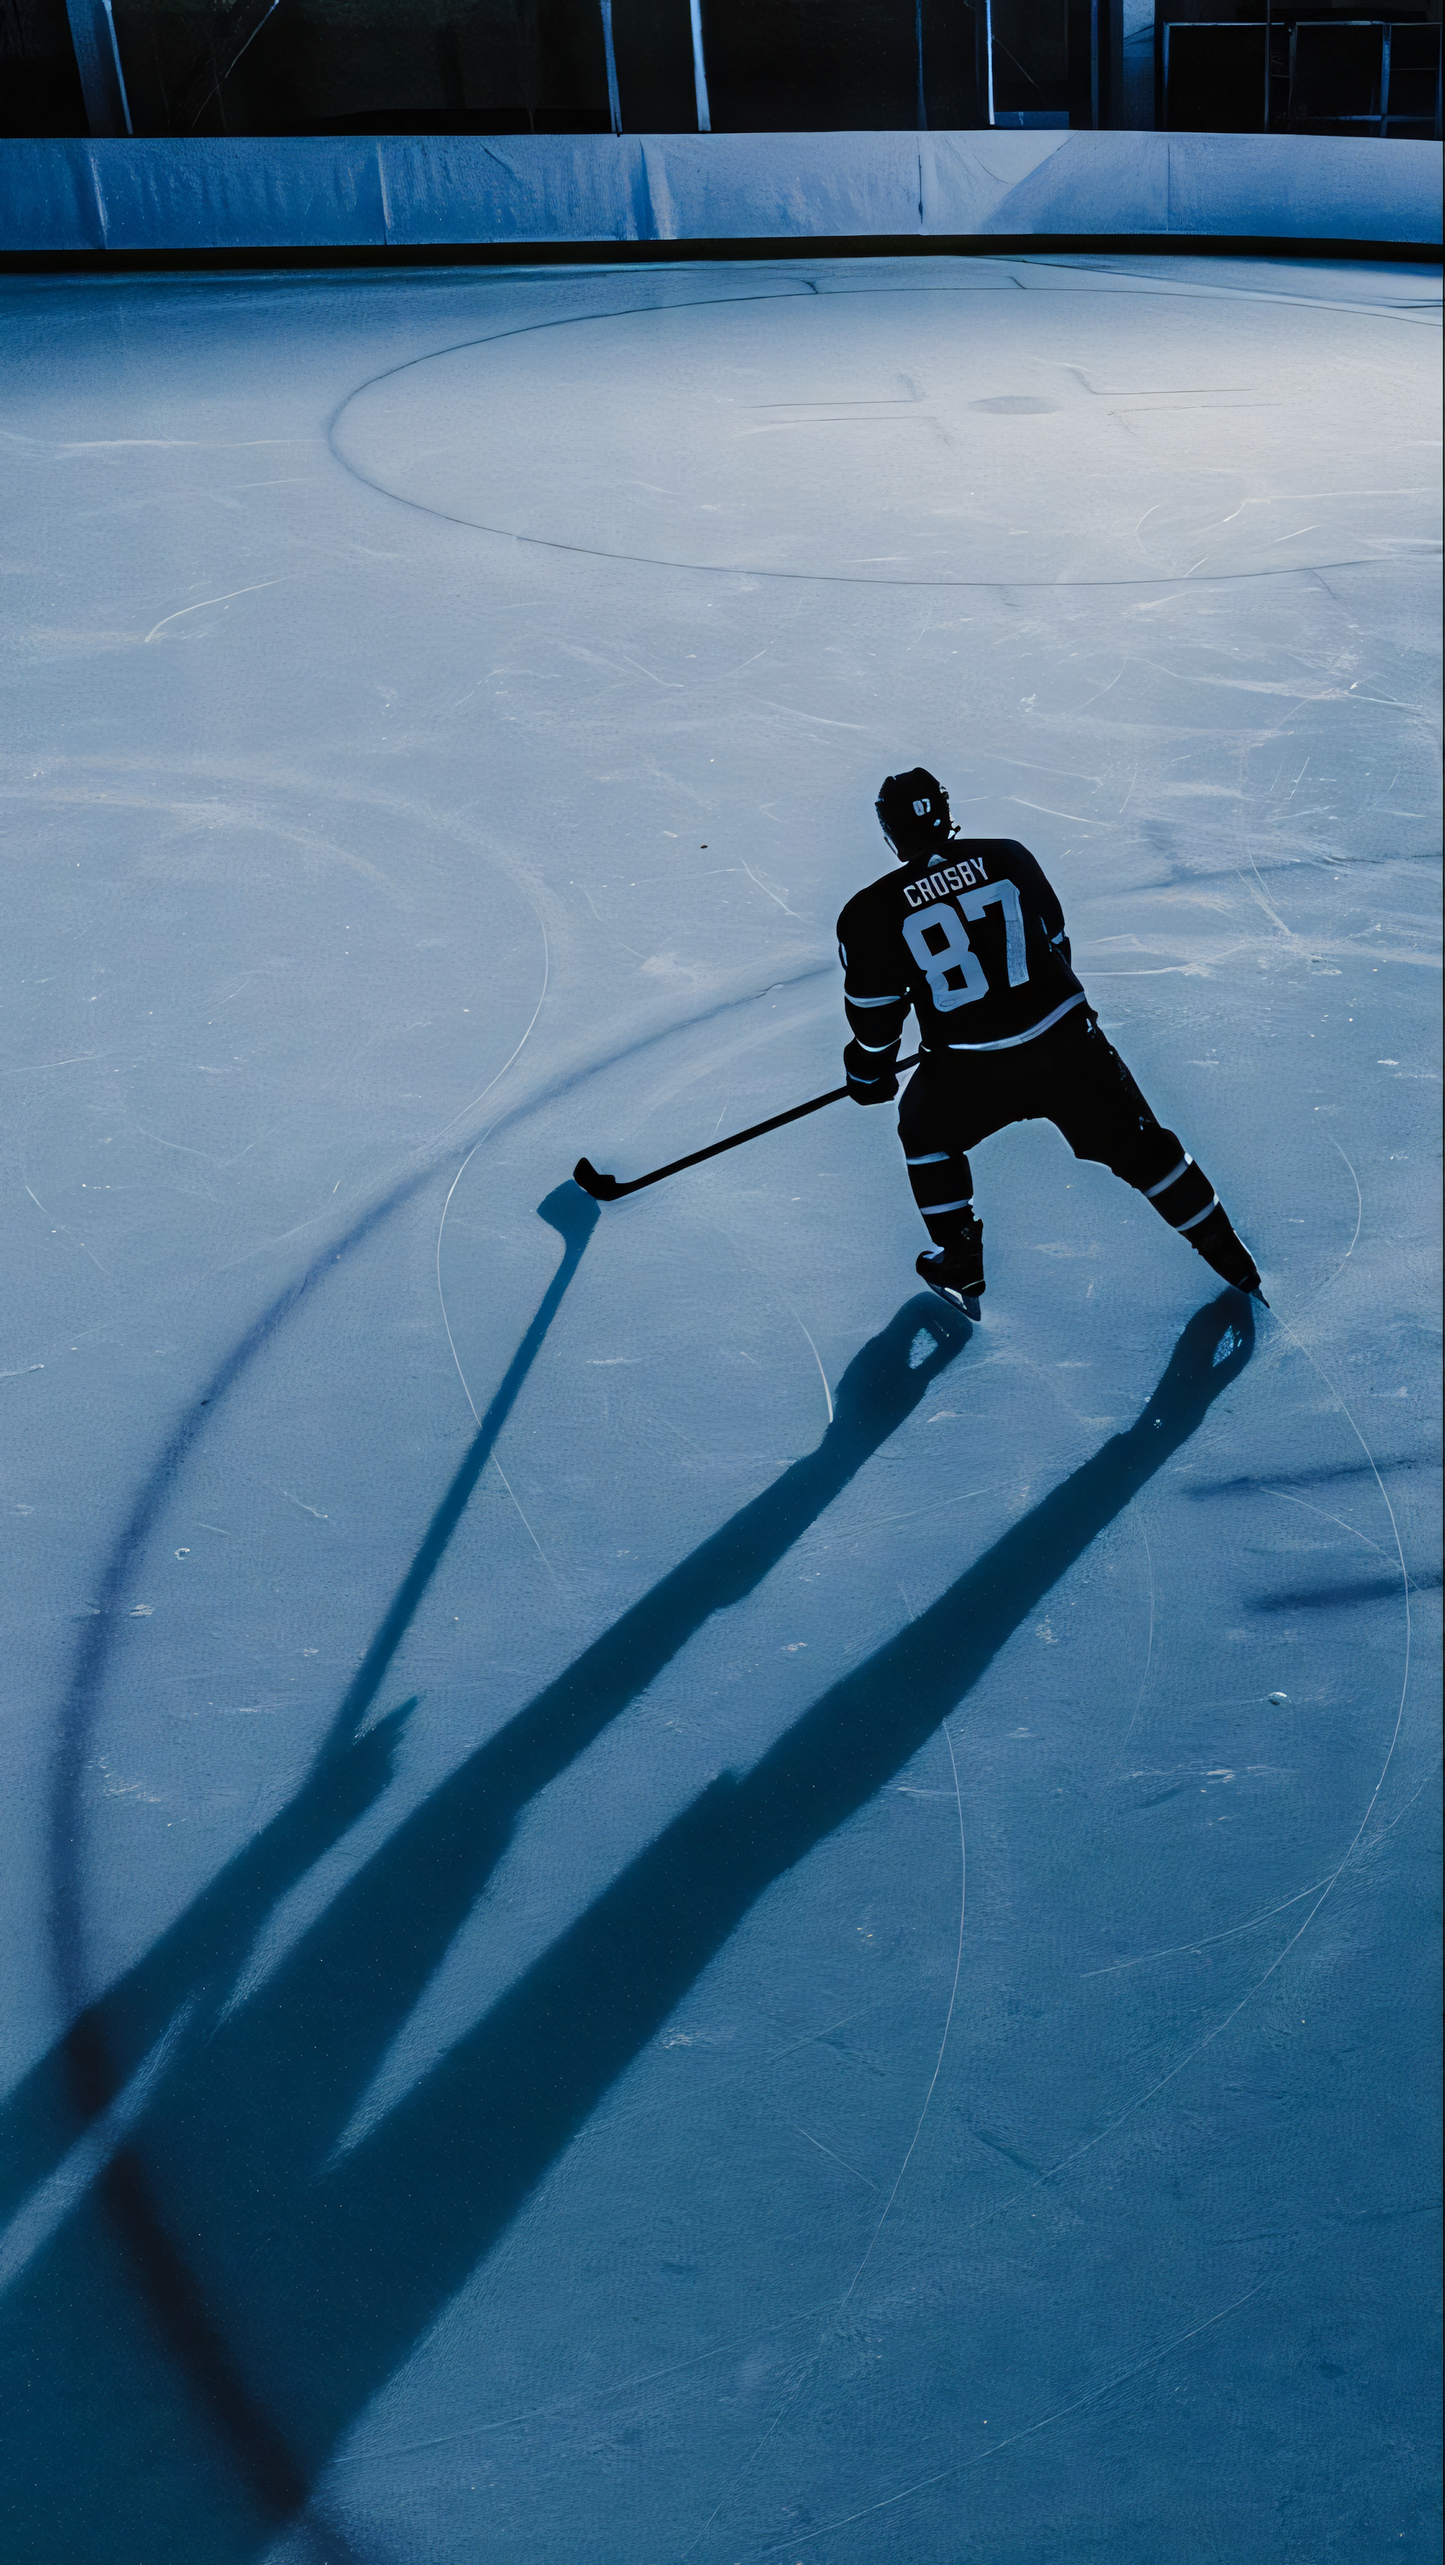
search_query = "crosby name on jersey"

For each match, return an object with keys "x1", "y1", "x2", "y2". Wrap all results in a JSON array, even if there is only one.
[{"x1": 837, "y1": 837, "x2": 1086, "y2": 1062}]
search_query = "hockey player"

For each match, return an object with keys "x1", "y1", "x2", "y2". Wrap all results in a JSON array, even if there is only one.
[{"x1": 838, "y1": 768, "x2": 1264, "y2": 1310}]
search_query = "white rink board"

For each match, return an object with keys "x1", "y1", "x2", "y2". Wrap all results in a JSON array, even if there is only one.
[{"x1": 0, "y1": 130, "x2": 1440, "y2": 253}]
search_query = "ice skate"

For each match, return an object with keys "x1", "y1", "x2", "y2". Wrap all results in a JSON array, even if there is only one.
[
  {"x1": 917, "y1": 1218, "x2": 985, "y2": 1315},
  {"x1": 1187, "y1": 1204, "x2": 1266, "y2": 1302}
]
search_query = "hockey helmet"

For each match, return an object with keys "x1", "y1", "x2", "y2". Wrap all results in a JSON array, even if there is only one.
[{"x1": 875, "y1": 767, "x2": 951, "y2": 859}]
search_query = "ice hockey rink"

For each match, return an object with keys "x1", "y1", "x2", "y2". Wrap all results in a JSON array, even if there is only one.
[{"x1": 0, "y1": 250, "x2": 1440, "y2": 2562}]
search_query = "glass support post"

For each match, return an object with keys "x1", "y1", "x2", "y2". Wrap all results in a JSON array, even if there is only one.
[
  {"x1": 690, "y1": 0, "x2": 711, "y2": 130},
  {"x1": 599, "y1": 0, "x2": 622, "y2": 132},
  {"x1": 64, "y1": 0, "x2": 133, "y2": 134}
]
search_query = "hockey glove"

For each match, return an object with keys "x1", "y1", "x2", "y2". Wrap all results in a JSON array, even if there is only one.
[{"x1": 844, "y1": 1038, "x2": 899, "y2": 1106}]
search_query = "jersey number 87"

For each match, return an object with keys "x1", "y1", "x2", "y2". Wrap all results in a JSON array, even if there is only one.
[{"x1": 901, "y1": 880, "x2": 1029, "y2": 1013}]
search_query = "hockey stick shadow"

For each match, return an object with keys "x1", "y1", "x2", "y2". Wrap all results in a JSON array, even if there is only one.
[
  {"x1": 11, "y1": 1295, "x2": 1251, "y2": 2542},
  {"x1": 3, "y1": 1184, "x2": 598, "y2": 2220}
]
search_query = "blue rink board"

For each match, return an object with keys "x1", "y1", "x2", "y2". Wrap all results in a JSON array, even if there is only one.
[{"x1": 0, "y1": 251, "x2": 1439, "y2": 2564}]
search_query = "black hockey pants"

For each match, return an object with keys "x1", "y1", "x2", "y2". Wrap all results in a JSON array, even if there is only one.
[{"x1": 897, "y1": 1007, "x2": 1224, "y2": 1251}]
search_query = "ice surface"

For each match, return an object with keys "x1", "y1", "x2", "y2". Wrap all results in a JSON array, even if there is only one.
[
  {"x1": 332, "y1": 278, "x2": 1436, "y2": 582},
  {"x1": 0, "y1": 253, "x2": 1439, "y2": 2565}
]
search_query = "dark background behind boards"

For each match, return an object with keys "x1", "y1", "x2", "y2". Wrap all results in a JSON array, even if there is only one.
[
  {"x1": 9, "y1": 0, "x2": 1120, "y2": 136},
  {"x1": 0, "y1": 2, "x2": 1440, "y2": 164},
  {"x1": 2, "y1": 0, "x2": 996, "y2": 135}
]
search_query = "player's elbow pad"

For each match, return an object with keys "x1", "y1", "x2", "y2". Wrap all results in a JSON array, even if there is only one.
[{"x1": 844, "y1": 992, "x2": 908, "y2": 1048}]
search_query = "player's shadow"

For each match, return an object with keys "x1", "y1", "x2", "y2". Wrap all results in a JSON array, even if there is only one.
[
  {"x1": 0, "y1": 1234, "x2": 971, "y2": 2556},
  {"x1": 2, "y1": 1291, "x2": 1252, "y2": 2560},
  {"x1": 240, "y1": 1297, "x2": 1253, "y2": 2485}
]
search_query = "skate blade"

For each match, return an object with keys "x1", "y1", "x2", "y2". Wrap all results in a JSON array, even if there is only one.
[{"x1": 921, "y1": 1275, "x2": 982, "y2": 1320}]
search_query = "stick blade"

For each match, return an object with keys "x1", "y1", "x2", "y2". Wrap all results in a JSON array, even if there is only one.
[{"x1": 573, "y1": 1157, "x2": 621, "y2": 1202}]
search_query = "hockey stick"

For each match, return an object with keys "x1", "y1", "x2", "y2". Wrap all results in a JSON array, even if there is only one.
[{"x1": 574, "y1": 1053, "x2": 921, "y2": 1202}]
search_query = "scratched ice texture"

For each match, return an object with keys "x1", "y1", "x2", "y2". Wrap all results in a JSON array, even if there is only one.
[{"x1": 0, "y1": 254, "x2": 1439, "y2": 2565}]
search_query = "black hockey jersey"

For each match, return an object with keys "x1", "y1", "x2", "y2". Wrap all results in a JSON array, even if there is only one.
[{"x1": 836, "y1": 838, "x2": 1086, "y2": 1063}]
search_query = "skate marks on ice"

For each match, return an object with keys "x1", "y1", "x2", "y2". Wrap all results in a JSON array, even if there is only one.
[
  {"x1": 673, "y1": 1378, "x2": 1426, "y2": 2563},
  {"x1": 677, "y1": 1698, "x2": 971, "y2": 2565},
  {"x1": 0, "y1": 1291, "x2": 1253, "y2": 2558}
]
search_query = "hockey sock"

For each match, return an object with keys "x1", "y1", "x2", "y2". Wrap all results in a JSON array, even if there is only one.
[
  {"x1": 1186, "y1": 1204, "x2": 1263, "y2": 1296},
  {"x1": 1137, "y1": 1141, "x2": 1220, "y2": 1241},
  {"x1": 905, "y1": 1148, "x2": 976, "y2": 1246}
]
